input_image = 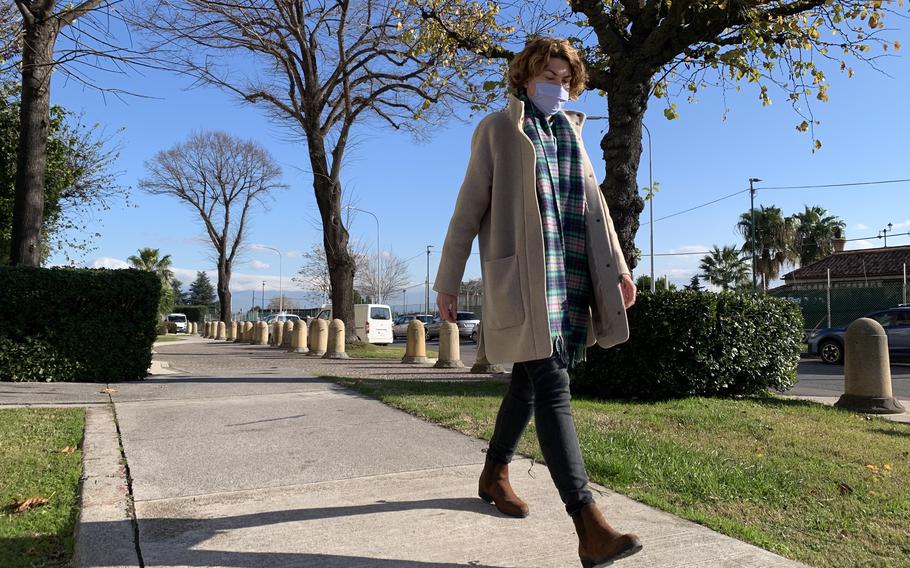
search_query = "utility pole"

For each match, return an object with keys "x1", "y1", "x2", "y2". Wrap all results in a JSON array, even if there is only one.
[
  {"x1": 401, "y1": 289, "x2": 406, "y2": 315},
  {"x1": 425, "y1": 245, "x2": 434, "y2": 314},
  {"x1": 749, "y1": 178, "x2": 761, "y2": 294},
  {"x1": 261, "y1": 281, "x2": 266, "y2": 314}
]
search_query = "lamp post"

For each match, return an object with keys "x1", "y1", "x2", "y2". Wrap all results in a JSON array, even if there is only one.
[
  {"x1": 261, "y1": 280, "x2": 266, "y2": 315},
  {"x1": 642, "y1": 122, "x2": 655, "y2": 293},
  {"x1": 344, "y1": 206, "x2": 382, "y2": 302},
  {"x1": 425, "y1": 244, "x2": 434, "y2": 314},
  {"x1": 401, "y1": 288, "x2": 406, "y2": 315},
  {"x1": 879, "y1": 222, "x2": 894, "y2": 247},
  {"x1": 748, "y1": 177, "x2": 762, "y2": 294},
  {"x1": 258, "y1": 245, "x2": 283, "y2": 313}
]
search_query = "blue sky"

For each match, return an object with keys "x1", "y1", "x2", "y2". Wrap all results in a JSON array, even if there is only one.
[{"x1": 48, "y1": 14, "x2": 910, "y2": 312}]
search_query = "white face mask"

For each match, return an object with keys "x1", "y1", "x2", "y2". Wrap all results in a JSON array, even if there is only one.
[{"x1": 529, "y1": 82, "x2": 570, "y2": 116}]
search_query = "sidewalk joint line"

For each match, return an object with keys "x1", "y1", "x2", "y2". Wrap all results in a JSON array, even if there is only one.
[{"x1": 106, "y1": 387, "x2": 146, "y2": 568}]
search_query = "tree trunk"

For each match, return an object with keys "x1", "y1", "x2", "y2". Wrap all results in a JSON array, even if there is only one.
[
  {"x1": 10, "y1": 17, "x2": 58, "y2": 266},
  {"x1": 306, "y1": 131, "x2": 357, "y2": 342},
  {"x1": 218, "y1": 260, "x2": 232, "y2": 322},
  {"x1": 598, "y1": 72, "x2": 652, "y2": 272}
]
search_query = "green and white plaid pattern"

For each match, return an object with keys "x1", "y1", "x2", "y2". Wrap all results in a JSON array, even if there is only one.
[{"x1": 521, "y1": 96, "x2": 592, "y2": 369}]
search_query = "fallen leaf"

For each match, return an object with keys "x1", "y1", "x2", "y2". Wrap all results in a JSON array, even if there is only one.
[
  {"x1": 10, "y1": 496, "x2": 49, "y2": 514},
  {"x1": 60, "y1": 447, "x2": 76, "y2": 454},
  {"x1": 883, "y1": 464, "x2": 893, "y2": 472},
  {"x1": 838, "y1": 482, "x2": 853, "y2": 495},
  {"x1": 99, "y1": 388, "x2": 117, "y2": 395}
]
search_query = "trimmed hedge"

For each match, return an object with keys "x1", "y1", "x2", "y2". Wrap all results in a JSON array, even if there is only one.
[
  {"x1": 0, "y1": 267, "x2": 160, "y2": 382},
  {"x1": 571, "y1": 291, "x2": 804, "y2": 400}
]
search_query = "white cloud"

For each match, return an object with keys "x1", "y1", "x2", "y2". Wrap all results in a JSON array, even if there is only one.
[
  {"x1": 91, "y1": 257, "x2": 130, "y2": 269},
  {"x1": 250, "y1": 259, "x2": 270, "y2": 270},
  {"x1": 855, "y1": 223, "x2": 869, "y2": 231},
  {"x1": 891, "y1": 218, "x2": 910, "y2": 230},
  {"x1": 845, "y1": 239, "x2": 877, "y2": 250},
  {"x1": 284, "y1": 250, "x2": 302, "y2": 259}
]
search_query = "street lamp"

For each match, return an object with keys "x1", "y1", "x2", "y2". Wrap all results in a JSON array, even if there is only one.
[
  {"x1": 401, "y1": 288, "x2": 406, "y2": 315},
  {"x1": 879, "y1": 222, "x2": 894, "y2": 247},
  {"x1": 344, "y1": 205, "x2": 382, "y2": 302},
  {"x1": 261, "y1": 280, "x2": 266, "y2": 314},
  {"x1": 748, "y1": 177, "x2": 762, "y2": 294},
  {"x1": 642, "y1": 122, "x2": 655, "y2": 293},
  {"x1": 257, "y1": 245, "x2": 283, "y2": 313},
  {"x1": 425, "y1": 244, "x2": 434, "y2": 314}
]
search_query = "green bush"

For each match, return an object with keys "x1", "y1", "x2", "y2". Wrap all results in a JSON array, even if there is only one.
[
  {"x1": 571, "y1": 291, "x2": 804, "y2": 400},
  {"x1": 174, "y1": 305, "x2": 209, "y2": 324},
  {"x1": 0, "y1": 267, "x2": 160, "y2": 382}
]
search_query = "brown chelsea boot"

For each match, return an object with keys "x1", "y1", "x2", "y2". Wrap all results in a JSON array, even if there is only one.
[
  {"x1": 572, "y1": 503, "x2": 642, "y2": 567},
  {"x1": 477, "y1": 460, "x2": 529, "y2": 518}
]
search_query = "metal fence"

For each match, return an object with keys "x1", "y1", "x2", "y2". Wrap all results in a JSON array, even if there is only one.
[{"x1": 770, "y1": 267, "x2": 908, "y2": 330}]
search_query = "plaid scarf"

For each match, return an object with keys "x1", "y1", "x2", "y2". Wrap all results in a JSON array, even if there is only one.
[{"x1": 521, "y1": 95, "x2": 592, "y2": 369}]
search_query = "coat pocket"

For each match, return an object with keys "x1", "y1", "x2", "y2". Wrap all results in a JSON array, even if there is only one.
[{"x1": 482, "y1": 254, "x2": 525, "y2": 329}]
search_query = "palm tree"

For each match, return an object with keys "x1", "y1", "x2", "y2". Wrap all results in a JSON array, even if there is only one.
[
  {"x1": 737, "y1": 206, "x2": 799, "y2": 291},
  {"x1": 128, "y1": 248, "x2": 174, "y2": 316},
  {"x1": 791, "y1": 206, "x2": 846, "y2": 266},
  {"x1": 699, "y1": 245, "x2": 750, "y2": 291}
]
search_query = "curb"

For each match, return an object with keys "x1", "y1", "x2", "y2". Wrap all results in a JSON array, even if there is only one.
[{"x1": 73, "y1": 405, "x2": 141, "y2": 567}]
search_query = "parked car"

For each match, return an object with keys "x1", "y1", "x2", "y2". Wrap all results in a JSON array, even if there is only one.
[
  {"x1": 808, "y1": 306, "x2": 910, "y2": 364},
  {"x1": 315, "y1": 304, "x2": 394, "y2": 345},
  {"x1": 470, "y1": 321, "x2": 480, "y2": 343},
  {"x1": 166, "y1": 313, "x2": 188, "y2": 333},
  {"x1": 264, "y1": 313, "x2": 302, "y2": 324},
  {"x1": 425, "y1": 311, "x2": 480, "y2": 341},
  {"x1": 392, "y1": 314, "x2": 434, "y2": 339}
]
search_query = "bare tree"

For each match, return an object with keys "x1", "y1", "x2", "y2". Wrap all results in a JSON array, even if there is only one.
[
  {"x1": 267, "y1": 295, "x2": 299, "y2": 310},
  {"x1": 139, "y1": 131, "x2": 287, "y2": 322},
  {"x1": 355, "y1": 250, "x2": 410, "y2": 303},
  {"x1": 134, "y1": 0, "x2": 493, "y2": 339},
  {"x1": 8, "y1": 0, "x2": 155, "y2": 266}
]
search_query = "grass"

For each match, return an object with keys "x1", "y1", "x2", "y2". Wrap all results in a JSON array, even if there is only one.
[
  {"x1": 155, "y1": 335, "x2": 186, "y2": 342},
  {"x1": 333, "y1": 378, "x2": 910, "y2": 568},
  {"x1": 345, "y1": 342, "x2": 438, "y2": 360},
  {"x1": 0, "y1": 408, "x2": 85, "y2": 568}
]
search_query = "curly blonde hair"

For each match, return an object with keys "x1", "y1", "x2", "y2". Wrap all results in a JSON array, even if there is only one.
[{"x1": 507, "y1": 37, "x2": 587, "y2": 100}]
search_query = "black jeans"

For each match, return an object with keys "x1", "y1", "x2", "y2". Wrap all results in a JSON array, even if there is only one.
[{"x1": 486, "y1": 355, "x2": 594, "y2": 515}]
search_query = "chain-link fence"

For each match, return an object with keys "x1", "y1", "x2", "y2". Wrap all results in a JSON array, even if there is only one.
[{"x1": 770, "y1": 265, "x2": 908, "y2": 330}]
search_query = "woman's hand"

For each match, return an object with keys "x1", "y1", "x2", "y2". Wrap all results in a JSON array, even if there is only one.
[
  {"x1": 437, "y1": 292, "x2": 458, "y2": 322},
  {"x1": 620, "y1": 274, "x2": 637, "y2": 309}
]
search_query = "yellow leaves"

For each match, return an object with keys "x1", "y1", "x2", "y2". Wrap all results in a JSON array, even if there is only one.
[
  {"x1": 754, "y1": 447, "x2": 765, "y2": 459},
  {"x1": 663, "y1": 103, "x2": 680, "y2": 120},
  {"x1": 865, "y1": 463, "x2": 894, "y2": 479},
  {"x1": 868, "y1": 12, "x2": 881, "y2": 28},
  {"x1": 884, "y1": 463, "x2": 893, "y2": 472},
  {"x1": 7, "y1": 496, "x2": 49, "y2": 514},
  {"x1": 894, "y1": 40, "x2": 901, "y2": 51},
  {"x1": 814, "y1": 139, "x2": 823, "y2": 151},
  {"x1": 60, "y1": 446, "x2": 76, "y2": 454},
  {"x1": 808, "y1": 28, "x2": 820, "y2": 40},
  {"x1": 797, "y1": 120, "x2": 810, "y2": 132},
  {"x1": 99, "y1": 387, "x2": 117, "y2": 395}
]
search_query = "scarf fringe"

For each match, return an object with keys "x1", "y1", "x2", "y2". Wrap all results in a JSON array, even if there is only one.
[{"x1": 553, "y1": 335, "x2": 585, "y2": 371}]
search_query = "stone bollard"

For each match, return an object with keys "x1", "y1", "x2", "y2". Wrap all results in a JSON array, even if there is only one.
[
  {"x1": 234, "y1": 321, "x2": 246, "y2": 343},
  {"x1": 402, "y1": 320, "x2": 429, "y2": 364},
  {"x1": 307, "y1": 318, "x2": 328, "y2": 357},
  {"x1": 470, "y1": 322, "x2": 506, "y2": 374},
  {"x1": 215, "y1": 321, "x2": 226, "y2": 340},
  {"x1": 290, "y1": 320, "x2": 309, "y2": 354},
  {"x1": 243, "y1": 321, "x2": 254, "y2": 343},
  {"x1": 269, "y1": 322, "x2": 282, "y2": 347},
  {"x1": 281, "y1": 321, "x2": 294, "y2": 348},
  {"x1": 323, "y1": 319, "x2": 349, "y2": 359},
  {"x1": 202, "y1": 322, "x2": 209, "y2": 338},
  {"x1": 434, "y1": 322, "x2": 464, "y2": 368},
  {"x1": 226, "y1": 321, "x2": 237, "y2": 341},
  {"x1": 191, "y1": 322, "x2": 198, "y2": 335},
  {"x1": 835, "y1": 318, "x2": 906, "y2": 414},
  {"x1": 255, "y1": 321, "x2": 268, "y2": 345}
]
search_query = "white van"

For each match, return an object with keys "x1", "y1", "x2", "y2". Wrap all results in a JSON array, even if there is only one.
[
  {"x1": 166, "y1": 313, "x2": 188, "y2": 333},
  {"x1": 315, "y1": 304, "x2": 394, "y2": 345}
]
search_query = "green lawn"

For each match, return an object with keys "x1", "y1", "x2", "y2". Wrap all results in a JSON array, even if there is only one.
[
  {"x1": 345, "y1": 343, "x2": 438, "y2": 360},
  {"x1": 333, "y1": 378, "x2": 910, "y2": 568},
  {"x1": 0, "y1": 408, "x2": 85, "y2": 568},
  {"x1": 155, "y1": 335, "x2": 186, "y2": 342}
]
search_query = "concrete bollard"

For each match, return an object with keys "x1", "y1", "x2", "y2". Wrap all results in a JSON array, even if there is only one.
[
  {"x1": 226, "y1": 321, "x2": 237, "y2": 341},
  {"x1": 202, "y1": 322, "x2": 209, "y2": 338},
  {"x1": 402, "y1": 320, "x2": 429, "y2": 364},
  {"x1": 307, "y1": 318, "x2": 328, "y2": 357},
  {"x1": 243, "y1": 321, "x2": 254, "y2": 343},
  {"x1": 191, "y1": 322, "x2": 197, "y2": 335},
  {"x1": 234, "y1": 321, "x2": 246, "y2": 343},
  {"x1": 470, "y1": 322, "x2": 506, "y2": 374},
  {"x1": 290, "y1": 320, "x2": 309, "y2": 354},
  {"x1": 434, "y1": 322, "x2": 464, "y2": 368},
  {"x1": 323, "y1": 319, "x2": 349, "y2": 359},
  {"x1": 281, "y1": 321, "x2": 294, "y2": 348},
  {"x1": 269, "y1": 322, "x2": 283, "y2": 347},
  {"x1": 216, "y1": 321, "x2": 226, "y2": 340},
  {"x1": 835, "y1": 318, "x2": 906, "y2": 414},
  {"x1": 255, "y1": 321, "x2": 268, "y2": 345}
]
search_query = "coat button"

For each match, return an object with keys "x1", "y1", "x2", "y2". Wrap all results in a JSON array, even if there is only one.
[{"x1": 606, "y1": 264, "x2": 611, "y2": 267}]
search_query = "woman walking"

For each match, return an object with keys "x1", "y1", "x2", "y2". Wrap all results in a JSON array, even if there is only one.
[{"x1": 434, "y1": 37, "x2": 642, "y2": 567}]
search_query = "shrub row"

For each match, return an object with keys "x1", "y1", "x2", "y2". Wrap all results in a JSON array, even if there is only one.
[
  {"x1": 571, "y1": 291, "x2": 804, "y2": 400},
  {"x1": 0, "y1": 266, "x2": 160, "y2": 382}
]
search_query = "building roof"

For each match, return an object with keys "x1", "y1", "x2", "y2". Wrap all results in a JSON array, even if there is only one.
[{"x1": 782, "y1": 245, "x2": 910, "y2": 282}]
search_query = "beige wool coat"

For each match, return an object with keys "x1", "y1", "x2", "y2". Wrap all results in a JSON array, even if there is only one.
[{"x1": 434, "y1": 95, "x2": 632, "y2": 365}]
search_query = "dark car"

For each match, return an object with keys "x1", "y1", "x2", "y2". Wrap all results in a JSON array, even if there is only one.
[
  {"x1": 425, "y1": 311, "x2": 480, "y2": 340},
  {"x1": 808, "y1": 306, "x2": 910, "y2": 364}
]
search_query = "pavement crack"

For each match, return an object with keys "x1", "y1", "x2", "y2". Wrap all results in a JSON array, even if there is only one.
[{"x1": 106, "y1": 386, "x2": 146, "y2": 568}]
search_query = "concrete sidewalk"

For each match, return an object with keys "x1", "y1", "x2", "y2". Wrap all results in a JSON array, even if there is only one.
[{"x1": 2, "y1": 339, "x2": 810, "y2": 567}]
